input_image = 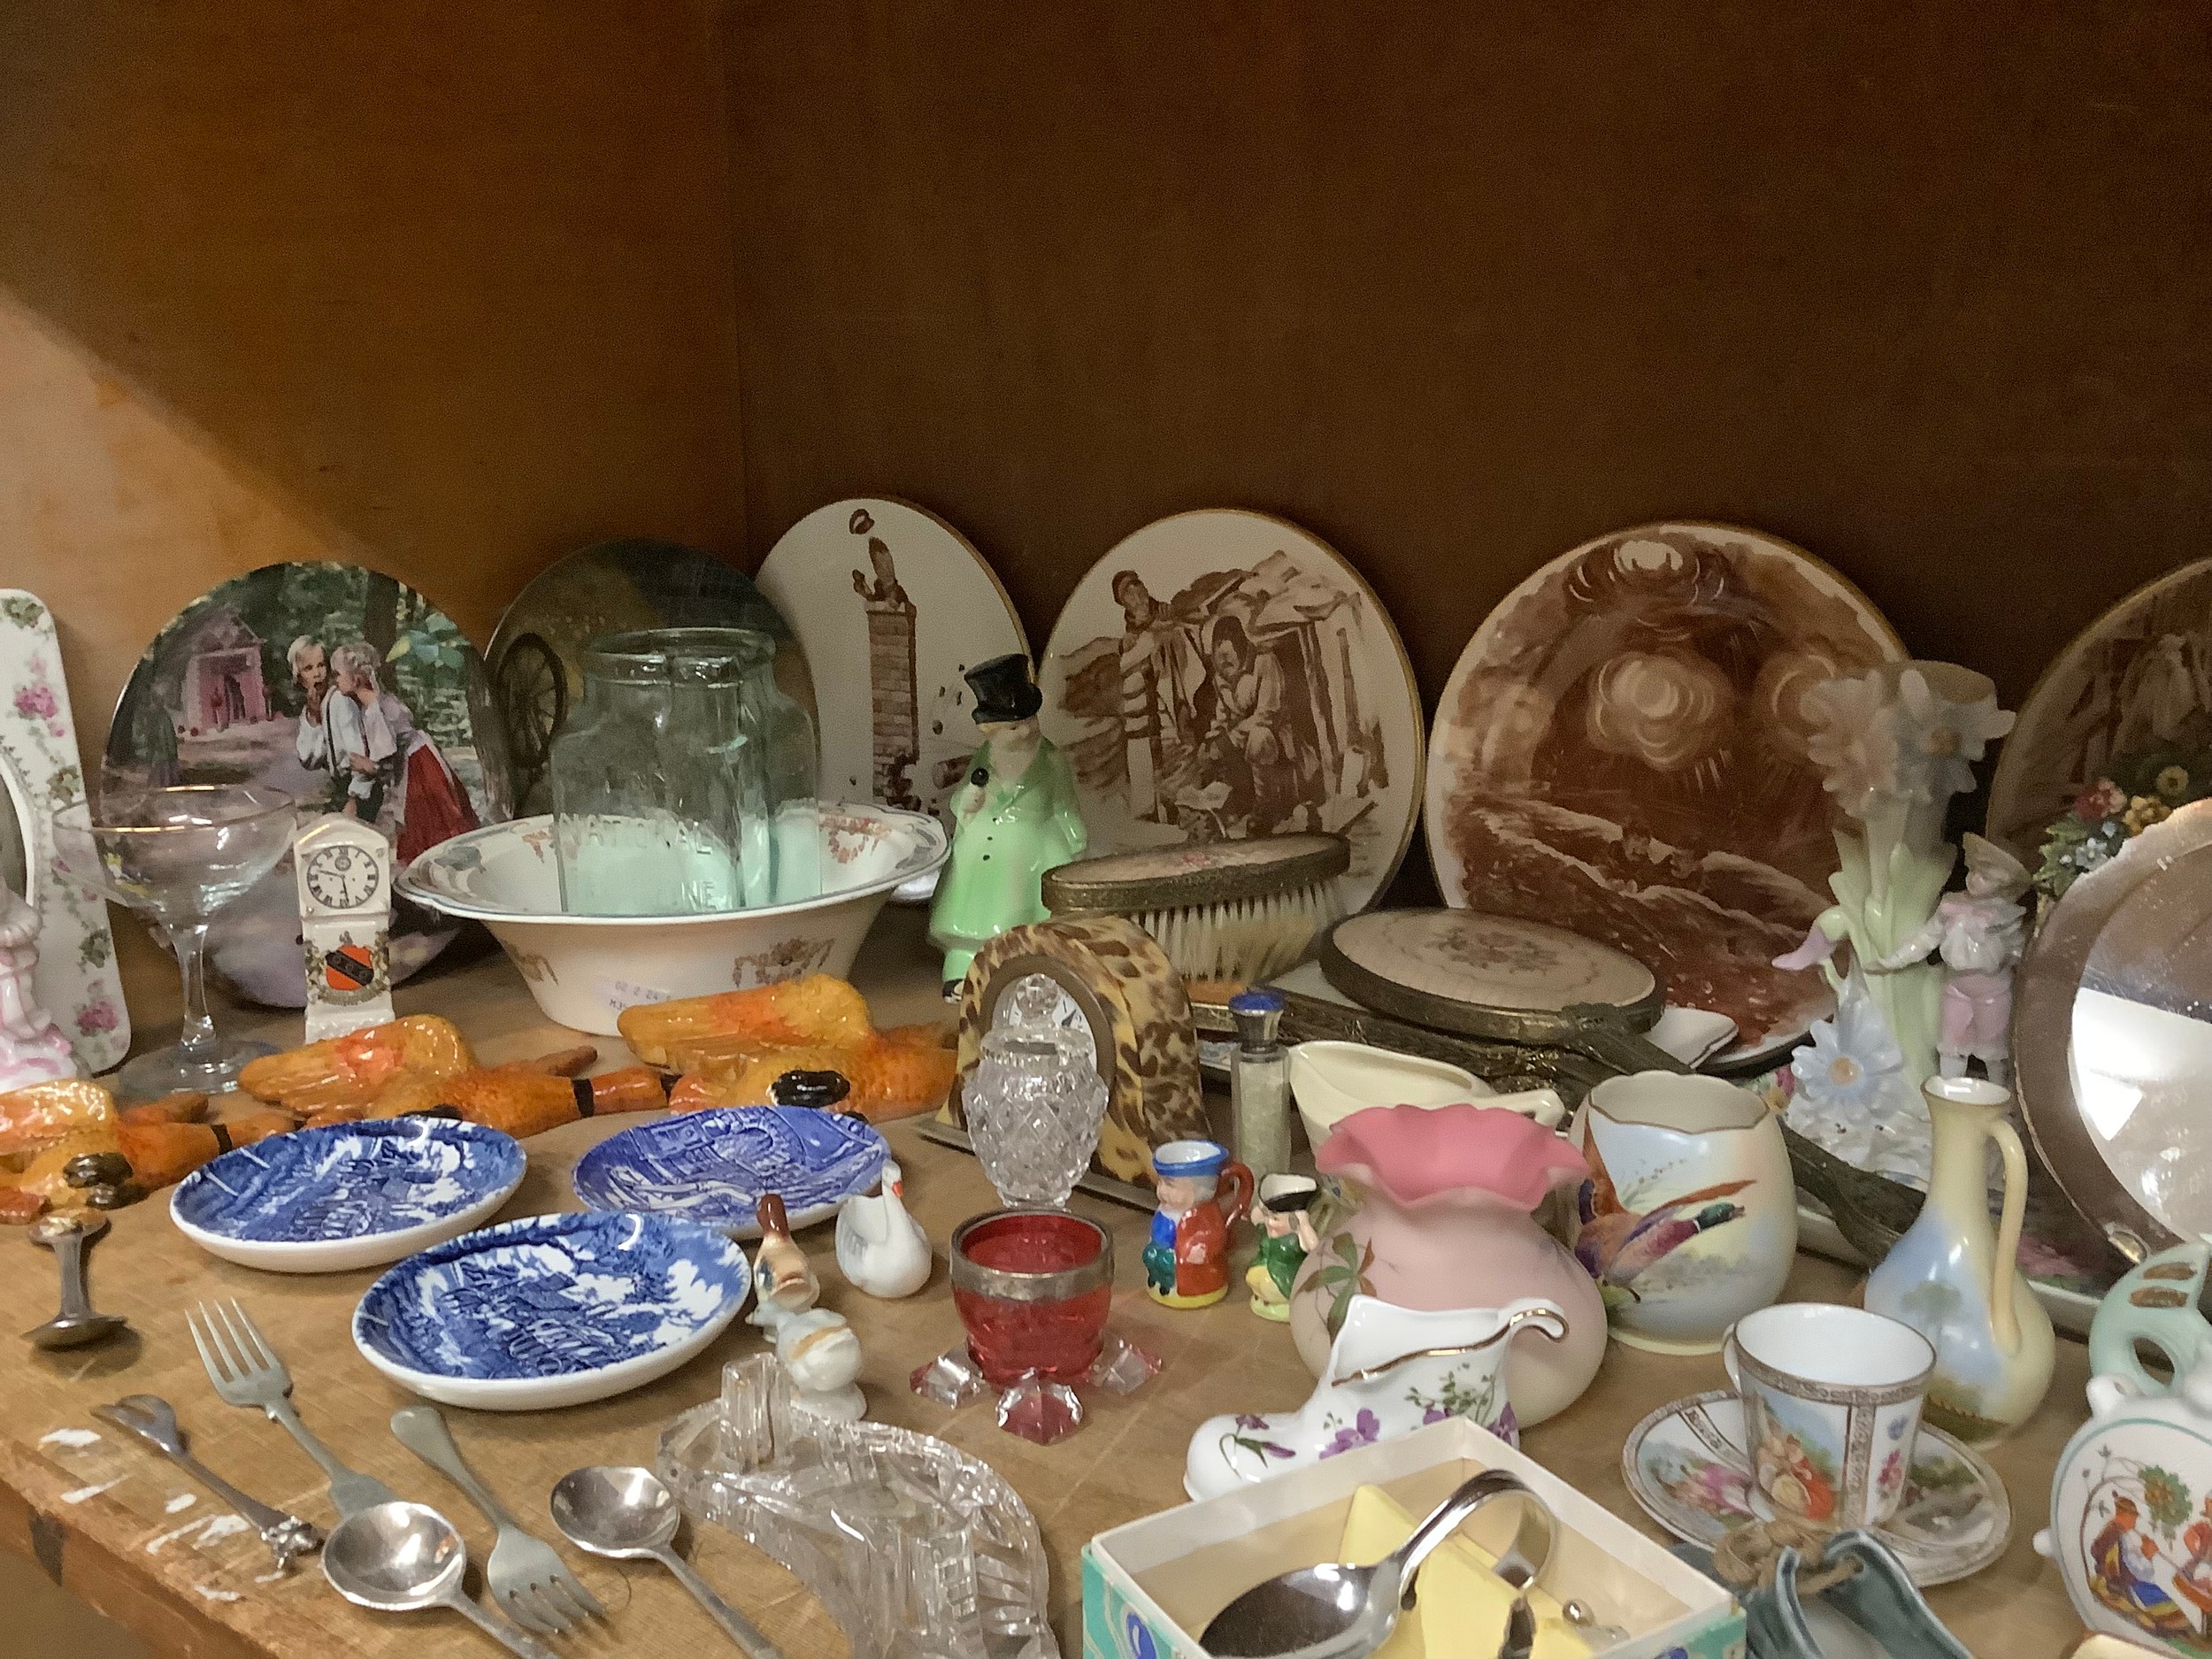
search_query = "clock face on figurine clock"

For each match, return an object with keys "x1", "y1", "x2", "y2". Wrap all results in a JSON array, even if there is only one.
[{"x1": 303, "y1": 844, "x2": 381, "y2": 911}]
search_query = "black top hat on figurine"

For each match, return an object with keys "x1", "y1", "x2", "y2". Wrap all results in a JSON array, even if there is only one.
[{"x1": 964, "y1": 653, "x2": 1043, "y2": 724}]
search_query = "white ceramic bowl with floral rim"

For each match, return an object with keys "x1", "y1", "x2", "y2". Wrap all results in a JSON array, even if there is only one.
[{"x1": 396, "y1": 805, "x2": 949, "y2": 1034}]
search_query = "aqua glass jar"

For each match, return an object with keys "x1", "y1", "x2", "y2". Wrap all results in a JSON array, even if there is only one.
[
  {"x1": 726, "y1": 629, "x2": 821, "y2": 903},
  {"x1": 550, "y1": 629, "x2": 769, "y2": 914}
]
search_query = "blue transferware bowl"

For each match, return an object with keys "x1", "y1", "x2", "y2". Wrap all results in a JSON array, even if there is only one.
[
  {"x1": 169, "y1": 1118, "x2": 526, "y2": 1273},
  {"x1": 352, "y1": 1210, "x2": 750, "y2": 1410},
  {"x1": 571, "y1": 1105, "x2": 888, "y2": 1238}
]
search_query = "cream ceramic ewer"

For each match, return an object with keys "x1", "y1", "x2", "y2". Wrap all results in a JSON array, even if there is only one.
[
  {"x1": 1863, "y1": 1076, "x2": 2054, "y2": 1444},
  {"x1": 1287, "y1": 1040, "x2": 1564, "y2": 1154},
  {"x1": 1568, "y1": 1072, "x2": 1796, "y2": 1355}
]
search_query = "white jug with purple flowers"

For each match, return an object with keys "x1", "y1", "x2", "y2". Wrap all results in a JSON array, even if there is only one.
[{"x1": 1181, "y1": 1294, "x2": 1566, "y2": 1501}]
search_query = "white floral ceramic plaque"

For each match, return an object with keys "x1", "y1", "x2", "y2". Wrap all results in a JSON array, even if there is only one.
[
  {"x1": 1041, "y1": 509, "x2": 1424, "y2": 913},
  {"x1": 1425, "y1": 521, "x2": 1904, "y2": 1061},
  {"x1": 0, "y1": 590, "x2": 130, "y2": 1070}
]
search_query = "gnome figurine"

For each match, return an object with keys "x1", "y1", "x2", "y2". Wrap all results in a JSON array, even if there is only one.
[{"x1": 928, "y1": 654, "x2": 1087, "y2": 996}]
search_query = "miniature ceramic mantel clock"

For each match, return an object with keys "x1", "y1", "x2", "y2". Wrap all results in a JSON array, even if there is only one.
[{"x1": 294, "y1": 814, "x2": 395, "y2": 1041}]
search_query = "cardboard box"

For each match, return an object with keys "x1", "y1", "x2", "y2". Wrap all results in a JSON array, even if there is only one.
[{"x1": 1082, "y1": 1417, "x2": 1745, "y2": 1659}]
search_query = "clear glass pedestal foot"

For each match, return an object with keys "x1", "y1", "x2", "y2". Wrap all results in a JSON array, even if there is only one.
[{"x1": 115, "y1": 1037, "x2": 279, "y2": 1103}]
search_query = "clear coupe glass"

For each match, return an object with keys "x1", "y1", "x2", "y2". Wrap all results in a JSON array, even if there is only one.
[{"x1": 51, "y1": 784, "x2": 296, "y2": 1099}]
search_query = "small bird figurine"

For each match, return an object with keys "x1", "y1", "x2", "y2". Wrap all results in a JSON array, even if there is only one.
[
  {"x1": 749, "y1": 1193, "x2": 866, "y2": 1420},
  {"x1": 834, "y1": 1160, "x2": 932, "y2": 1299},
  {"x1": 1574, "y1": 1133, "x2": 1749, "y2": 1309}
]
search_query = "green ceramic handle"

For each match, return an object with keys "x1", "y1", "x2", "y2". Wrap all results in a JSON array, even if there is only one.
[{"x1": 2088, "y1": 1240, "x2": 2212, "y2": 1392}]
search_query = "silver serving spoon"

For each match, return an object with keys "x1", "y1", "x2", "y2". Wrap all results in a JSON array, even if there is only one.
[
  {"x1": 323, "y1": 1501, "x2": 557, "y2": 1659},
  {"x1": 25, "y1": 1213, "x2": 128, "y2": 1349},
  {"x1": 550, "y1": 1465, "x2": 781, "y2": 1659},
  {"x1": 1202, "y1": 1470, "x2": 1552, "y2": 1659}
]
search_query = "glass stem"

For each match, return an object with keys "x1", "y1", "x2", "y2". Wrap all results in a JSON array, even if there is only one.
[{"x1": 173, "y1": 922, "x2": 222, "y2": 1064}]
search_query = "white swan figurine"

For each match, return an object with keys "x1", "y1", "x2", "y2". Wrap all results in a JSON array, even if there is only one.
[{"x1": 835, "y1": 1159, "x2": 933, "y2": 1300}]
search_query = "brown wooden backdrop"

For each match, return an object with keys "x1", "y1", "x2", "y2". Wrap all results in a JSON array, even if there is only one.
[{"x1": 4, "y1": 0, "x2": 2209, "y2": 782}]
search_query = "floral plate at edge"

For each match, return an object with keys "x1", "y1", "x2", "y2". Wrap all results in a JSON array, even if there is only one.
[
  {"x1": 1623, "y1": 1388, "x2": 2010, "y2": 1587},
  {"x1": 570, "y1": 1105, "x2": 889, "y2": 1239},
  {"x1": 169, "y1": 1118, "x2": 526, "y2": 1273},
  {"x1": 352, "y1": 1210, "x2": 751, "y2": 1411}
]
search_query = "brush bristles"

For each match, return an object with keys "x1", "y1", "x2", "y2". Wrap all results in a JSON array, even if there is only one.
[{"x1": 1128, "y1": 878, "x2": 1348, "y2": 983}]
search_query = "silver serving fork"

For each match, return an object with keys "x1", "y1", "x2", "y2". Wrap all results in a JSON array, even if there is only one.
[
  {"x1": 391, "y1": 1406, "x2": 606, "y2": 1636},
  {"x1": 188, "y1": 1300, "x2": 398, "y2": 1517},
  {"x1": 95, "y1": 1394, "x2": 324, "y2": 1572}
]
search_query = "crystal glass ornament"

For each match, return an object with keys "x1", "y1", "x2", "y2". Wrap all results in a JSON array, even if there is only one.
[
  {"x1": 962, "y1": 1024, "x2": 1106, "y2": 1208},
  {"x1": 660, "y1": 1355, "x2": 1058, "y2": 1659}
]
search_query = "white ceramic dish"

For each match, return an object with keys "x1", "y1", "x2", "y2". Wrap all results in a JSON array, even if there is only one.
[
  {"x1": 396, "y1": 803, "x2": 949, "y2": 1033},
  {"x1": 1287, "y1": 1039, "x2": 1566, "y2": 1153}
]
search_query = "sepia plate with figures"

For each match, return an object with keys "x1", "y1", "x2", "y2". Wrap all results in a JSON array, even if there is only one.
[
  {"x1": 1425, "y1": 521, "x2": 1906, "y2": 1064},
  {"x1": 757, "y1": 500, "x2": 1026, "y2": 844},
  {"x1": 1624, "y1": 1389, "x2": 2009, "y2": 1586},
  {"x1": 1986, "y1": 557, "x2": 2212, "y2": 872},
  {"x1": 486, "y1": 538, "x2": 812, "y2": 816},
  {"x1": 106, "y1": 562, "x2": 507, "y2": 1007},
  {"x1": 1040, "y1": 509, "x2": 1424, "y2": 914}
]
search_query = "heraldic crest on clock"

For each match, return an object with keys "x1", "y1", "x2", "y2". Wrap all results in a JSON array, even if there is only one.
[{"x1": 294, "y1": 814, "x2": 396, "y2": 1039}]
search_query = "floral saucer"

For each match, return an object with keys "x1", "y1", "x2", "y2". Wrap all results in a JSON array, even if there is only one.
[{"x1": 1624, "y1": 1389, "x2": 2010, "y2": 1586}]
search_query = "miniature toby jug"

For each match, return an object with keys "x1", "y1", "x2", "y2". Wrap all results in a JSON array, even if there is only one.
[
  {"x1": 2040, "y1": 1355, "x2": 2212, "y2": 1653},
  {"x1": 1184, "y1": 1294, "x2": 1566, "y2": 1499},
  {"x1": 1247, "y1": 1172, "x2": 1319, "y2": 1322},
  {"x1": 1143, "y1": 1139, "x2": 1254, "y2": 1309},
  {"x1": 1863, "y1": 1076, "x2": 2053, "y2": 1442},
  {"x1": 1570, "y1": 1071, "x2": 1796, "y2": 1354}
]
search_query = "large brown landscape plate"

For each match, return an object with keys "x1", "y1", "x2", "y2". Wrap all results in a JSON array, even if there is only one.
[{"x1": 1424, "y1": 522, "x2": 1904, "y2": 1060}]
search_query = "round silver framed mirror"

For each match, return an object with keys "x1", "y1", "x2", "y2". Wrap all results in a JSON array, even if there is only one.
[{"x1": 2016, "y1": 799, "x2": 2212, "y2": 1256}]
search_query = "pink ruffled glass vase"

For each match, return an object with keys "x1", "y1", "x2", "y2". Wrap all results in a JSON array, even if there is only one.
[{"x1": 1287, "y1": 1102, "x2": 1607, "y2": 1426}]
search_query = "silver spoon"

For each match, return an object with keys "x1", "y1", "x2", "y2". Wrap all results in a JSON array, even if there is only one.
[
  {"x1": 551, "y1": 1465, "x2": 781, "y2": 1659},
  {"x1": 323, "y1": 1501, "x2": 558, "y2": 1659},
  {"x1": 25, "y1": 1213, "x2": 128, "y2": 1349},
  {"x1": 1201, "y1": 1470, "x2": 1552, "y2": 1659}
]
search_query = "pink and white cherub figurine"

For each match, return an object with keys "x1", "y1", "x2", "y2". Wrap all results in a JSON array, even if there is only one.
[
  {"x1": 1870, "y1": 833, "x2": 2031, "y2": 1086},
  {"x1": 0, "y1": 883, "x2": 79, "y2": 1090}
]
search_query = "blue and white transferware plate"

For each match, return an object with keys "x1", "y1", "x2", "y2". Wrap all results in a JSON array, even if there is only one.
[
  {"x1": 352, "y1": 1211, "x2": 750, "y2": 1410},
  {"x1": 571, "y1": 1106, "x2": 889, "y2": 1238},
  {"x1": 170, "y1": 1119, "x2": 526, "y2": 1273}
]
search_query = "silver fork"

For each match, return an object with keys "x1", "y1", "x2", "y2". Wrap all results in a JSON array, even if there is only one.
[
  {"x1": 391, "y1": 1406, "x2": 605, "y2": 1636},
  {"x1": 188, "y1": 1300, "x2": 398, "y2": 1517},
  {"x1": 95, "y1": 1395, "x2": 324, "y2": 1572}
]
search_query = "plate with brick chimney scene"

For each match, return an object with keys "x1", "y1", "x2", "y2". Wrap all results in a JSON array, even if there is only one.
[
  {"x1": 757, "y1": 501, "x2": 1027, "y2": 835},
  {"x1": 1425, "y1": 522, "x2": 1904, "y2": 1064},
  {"x1": 1040, "y1": 509, "x2": 1424, "y2": 914}
]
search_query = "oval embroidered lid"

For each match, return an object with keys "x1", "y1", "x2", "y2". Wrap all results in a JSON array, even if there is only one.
[
  {"x1": 170, "y1": 1118, "x2": 526, "y2": 1273},
  {"x1": 571, "y1": 1105, "x2": 888, "y2": 1238},
  {"x1": 353, "y1": 1210, "x2": 749, "y2": 1410}
]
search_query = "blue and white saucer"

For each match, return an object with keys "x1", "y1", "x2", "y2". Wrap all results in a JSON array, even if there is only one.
[
  {"x1": 571, "y1": 1106, "x2": 888, "y2": 1237},
  {"x1": 353, "y1": 1210, "x2": 750, "y2": 1410},
  {"x1": 170, "y1": 1118, "x2": 526, "y2": 1273}
]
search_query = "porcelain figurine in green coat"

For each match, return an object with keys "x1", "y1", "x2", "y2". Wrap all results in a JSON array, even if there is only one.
[{"x1": 929, "y1": 654, "x2": 1087, "y2": 995}]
